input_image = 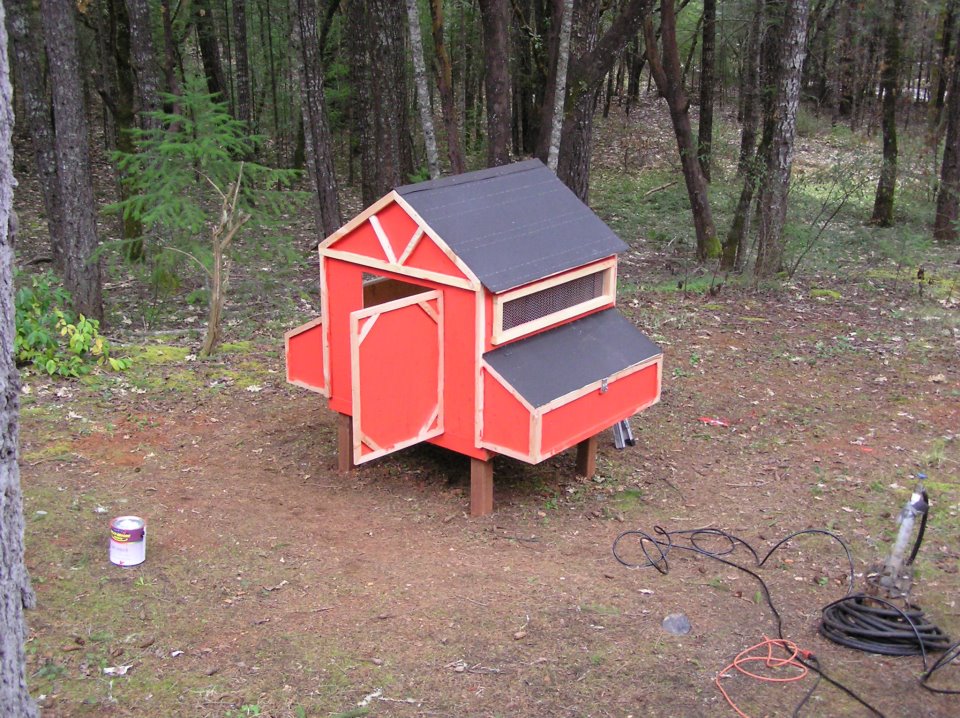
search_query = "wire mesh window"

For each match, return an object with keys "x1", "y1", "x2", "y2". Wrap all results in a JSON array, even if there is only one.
[{"x1": 502, "y1": 270, "x2": 606, "y2": 331}]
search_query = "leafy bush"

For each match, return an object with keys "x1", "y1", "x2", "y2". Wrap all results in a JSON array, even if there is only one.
[{"x1": 14, "y1": 272, "x2": 130, "y2": 377}]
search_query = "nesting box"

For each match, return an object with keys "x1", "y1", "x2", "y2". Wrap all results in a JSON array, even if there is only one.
[{"x1": 286, "y1": 159, "x2": 662, "y2": 515}]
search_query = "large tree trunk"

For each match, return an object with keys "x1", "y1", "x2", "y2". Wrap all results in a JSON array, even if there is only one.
[
  {"x1": 98, "y1": 0, "x2": 144, "y2": 255},
  {"x1": 5, "y1": 0, "x2": 64, "y2": 268},
  {"x1": 737, "y1": 0, "x2": 764, "y2": 176},
  {"x1": 291, "y1": 0, "x2": 341, "y2": 236},
  {"x1": 870, "y1": 0, "x2": 904, "y2": 227},
  {"x1": 346, "y1": 0, "x2": 413, "y2": 201},
  {"x1": 547, "y1": 0, "x2": 574, "y2": 172},
  {"x1": 233, "y1": 0, "x2": 252, "y2": 127},
  {"x1": 550, "y1": 0, "x2": 651, "y2": 200},
  {"x1": 124, "y1": 0, "x2": 162, "y2": 129},
  {"x1": 754, "y1": 0, "x2": 809, "y2": 278},
  {"x1": 697, "y1": 0, "x2": 716, "y2": 181},
  {"x1": 406, "y1": 0, "x2": 440, "y2": 179},
  {"x1": 41, "y1": 0, "x2": 104, "y2": 321},
  {"x1": 195, "y1": 0, "x2": 227, "y2": 101},
  {"x1": 934, "y1": 27, "x2": 960, "y2": 242},
  {"x1": 928, "y1": 0, "x2": 956, "y2": 143},
  {"x1": 429, "y1": 0, "x2": 466, "y2": 174},
  {"x1": 478, "y1": 0, "x2": 512, "y2": 166},
  {"x1": 1, "y1": 4, "x2": 38, "y2": 714},
  {"x1": 160, "y1": 0, "x2": 182, "y2": 105},
  {"x1": 643, "y1": 1, "x2": 720, "y2": 261}
]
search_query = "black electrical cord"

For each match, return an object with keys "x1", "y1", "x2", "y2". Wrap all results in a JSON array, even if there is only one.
[
  {"x1": 611, "y1": 525, "x2": 959, "y2": 717},
  {"x1": 820, "y1": 594, "x2": 952, "y2": 656},
  {"x1": 921, "y1": 639, "x2": 960, "y2": 695}
]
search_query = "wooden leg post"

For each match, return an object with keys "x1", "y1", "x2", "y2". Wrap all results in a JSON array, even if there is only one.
[
  {"x1": 337, "y1": 413, "x2": 354, "y2": 473},
  {"x1": 576, "y1": 435, "x2": 598, "y2": 478},
  {"x1": 470, "y1": 457, "x2": 494, "y2": 517}
]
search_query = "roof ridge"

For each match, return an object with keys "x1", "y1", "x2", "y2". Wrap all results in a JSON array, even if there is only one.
[{"x1": 395, "y1": 158, "x2": 545, "y2": 195}]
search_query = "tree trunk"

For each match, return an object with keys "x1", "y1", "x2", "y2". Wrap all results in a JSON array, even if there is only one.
[
  {"x1": 429, "y1": 0, "x2": 466, "y2": 174},
  {"x1": 547, "y1": 0, "x2": 574, "y2": 171},
  {"x1": 934, "y1": 27, "x2": 960, "y2": 242},
  {"x1": 290, "y1": 0, "x2": 341, "y2": 236},
  {"x1": 41, "y1": 0, "x2": 104, "y2": 321},
  {"x1": 98, "y1": 0, "x2": 144, "y2": 255},
  {"x1": 478, "y1": 0, "x2": 512, "y2": 166},
  {"x1": 551, "y1": 0, "x2": 651, "y2": 200},
  {"x1": 406, "y1": 0, "x2": 440, "y2": 179},
  {"x1": 195, "y1": 0, "x2": 227, "y2": 101},
  {"x1": 928, "y1": 0, "x2": 956, "y2": 144},
  {"x1": 0, "y1": 4, "x2": 39, "y2": 713},
  {"x1": 5, "y1": 0, "x2": 64, "y2": 268},
  {"x1": 159, "y1": 0, "x2": 182, "y2": 112},
  {"x1": 124, "y1": 0, "x2": 161, "y2": 129},
  {"x1": 345, "y1": 0, "x2": 375, "y2": 203},
  {"x1": 643, "y1": 2, "x2": 720, "y2": 261},
  {"x1": 737, "y1": 0, "x2": 764, "y2": 176},
  {"x1": 754, "y1": 0, "x2": 809, "y2": 278},
  {"x1": 233, "y1": 0, "x2": 252, "y2": 126},
  {"x1": 871, "y1": 0, "x2": 903, "y2": 227},
  {"x1": 697, "y1": 0, "x2": 716, "y2": 181}
]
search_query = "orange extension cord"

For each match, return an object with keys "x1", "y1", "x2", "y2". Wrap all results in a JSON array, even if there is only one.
[{"x1": 715, "y1": 637, "x2": 815, "y2": 718}]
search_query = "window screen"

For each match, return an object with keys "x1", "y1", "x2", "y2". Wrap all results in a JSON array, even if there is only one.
[{"x1": 501, "y1": 271, "x2": 605, "y2": 331}]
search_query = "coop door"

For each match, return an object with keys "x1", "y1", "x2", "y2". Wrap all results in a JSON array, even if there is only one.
[{"x1": 349, "y1": 290, "x2": 443, "y2": 464}]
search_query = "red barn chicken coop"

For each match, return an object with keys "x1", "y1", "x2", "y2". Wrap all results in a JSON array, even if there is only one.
[{"x1": 286, "y1": 159, "x2": 662, "y2": 515}]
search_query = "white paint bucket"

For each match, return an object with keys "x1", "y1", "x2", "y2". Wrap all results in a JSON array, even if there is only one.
[{"x1": 109, "y1": 516, "x2": 146, "y2": 567}]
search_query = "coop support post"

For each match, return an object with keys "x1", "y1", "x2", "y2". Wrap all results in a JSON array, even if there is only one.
[
  {"x1": 337, "y1": 413, "x2": 354, "y2": 472},
  {"x1": 470, "y1": 457, "x2": 494, "y2": 516},
  {"x1": 576, "y1": 435, "x2": 598, "y2": 478}
]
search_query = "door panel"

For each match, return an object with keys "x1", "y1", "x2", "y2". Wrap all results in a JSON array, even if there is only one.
[{"x1": 350, "y1": 290, "x2": 443, "y2": 464}]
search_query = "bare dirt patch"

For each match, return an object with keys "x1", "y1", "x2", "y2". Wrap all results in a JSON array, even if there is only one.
[{"x1": 19, "y1": 279, "x2": 960, "y2": 718}]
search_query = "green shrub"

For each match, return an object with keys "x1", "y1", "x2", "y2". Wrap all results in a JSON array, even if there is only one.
[{"x1": 14, "y1": 271, "x2": 131, "y2": 377}]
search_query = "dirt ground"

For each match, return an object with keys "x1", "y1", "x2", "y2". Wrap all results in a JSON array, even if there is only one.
[
  {"x1": 17, "y1": 272, "x2": 960, "y2": 717},
  {"x1": 10, "y1": 100, "x2": 960, "y2": 717}
]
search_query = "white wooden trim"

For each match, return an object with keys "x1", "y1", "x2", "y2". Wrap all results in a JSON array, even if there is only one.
[
  {"x1": 319, "y1": 254, "x2": 332, "y2": 396},
  {"x1": 397, "y1": 227, "x2": 425, "y2": 265},
  {"x1": 491, "y1": 258, "x2": 617, "y2": 345},
  {"x1": 418, "y1": 299, "x2": 440, "y2": 324},
  {"x1": 480, "y1": 361, "x2": 537, "y2": 413},
  {"x1": 530, "y1": 412, "x2": 543, "y2": 463},
  {"x1": 369, "y1": 214, "x2": 398, "y2": 264},
  {"x1": 474, "y1": 297, "x2": 485, "y2": 449},
  {"x1": 392, "y1": 193, "x2": 483, "y2": 286},
  {"x1": 350, "y1": 288, "x2": 438, "y2": 320},
  {"x1": 357, "y1": 314, "x2": 378, "y2": 345},
  {"x1": 320, "y1": 248, "x2": 477, "y2": 290},
  {"x1": 349, "y1": 290, "x2": 444, "y2": 465},
  {"x1": 283, "y1": 315, "x2": 324, "y2": 342},
  {"x1": 538, "y1": 354, "x2": 663, "y2": 413},
  {"x1": 318, "y1": 192, "x2": 397, "y2": 251},
  {"x1": 284, "y1": 316, "x2": 328, "y2": 397},
  {"x1": 477, "y1": 439, "x2": 535, "y2": 464}
]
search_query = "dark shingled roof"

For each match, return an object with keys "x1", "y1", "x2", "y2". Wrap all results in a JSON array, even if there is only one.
[
  {"x1": 395, "y1": 159, "x2": 627, "y2": 293},
  {"x1": 483, "y1": 309, "x2": 661, "y2": 408}
]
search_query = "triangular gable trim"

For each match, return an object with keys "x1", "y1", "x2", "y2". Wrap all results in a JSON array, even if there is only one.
[{"x1": 319, "y1": 191, "x2": 481, "y2": 291}]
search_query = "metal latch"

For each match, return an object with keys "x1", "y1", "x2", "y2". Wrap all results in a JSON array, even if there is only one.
[{"x1": 601, "y1": 378, "x2": 609, "y2": 394}]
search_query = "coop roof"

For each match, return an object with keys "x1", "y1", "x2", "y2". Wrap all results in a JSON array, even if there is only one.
[
  {"x1": 483, "y1": 309, "x2": 662, "y2": 408},
  {"x1": 395, "y1": 159, "x2": 627, "y2": 293}
]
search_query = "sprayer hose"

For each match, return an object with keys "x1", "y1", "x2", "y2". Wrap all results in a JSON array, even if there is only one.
[{"x1": 820, "y1": 594, "x2": 953, "y2": 656}]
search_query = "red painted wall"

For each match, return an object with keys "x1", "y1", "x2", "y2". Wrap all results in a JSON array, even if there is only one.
[{"x1": 539, "y1": 360, "x2": 661, "y2": 459}]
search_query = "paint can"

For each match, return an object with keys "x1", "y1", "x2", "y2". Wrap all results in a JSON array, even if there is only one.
[{"x1": 109, "y1": 516, "x2": 146, "y2": 567}]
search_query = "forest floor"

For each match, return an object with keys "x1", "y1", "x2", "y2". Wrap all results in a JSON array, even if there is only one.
[{"x1": 11, "y1": 102, "x2": 960, "y2": 717}]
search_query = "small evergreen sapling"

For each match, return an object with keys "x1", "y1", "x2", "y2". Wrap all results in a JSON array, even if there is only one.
[{"x1": 108, "y1": 75, "x2": 302, "y2": 355}]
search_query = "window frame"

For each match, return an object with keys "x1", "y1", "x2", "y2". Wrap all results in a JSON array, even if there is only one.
[{"x1": 491, "y1": 258, "x2": 617, "y2": 345}]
